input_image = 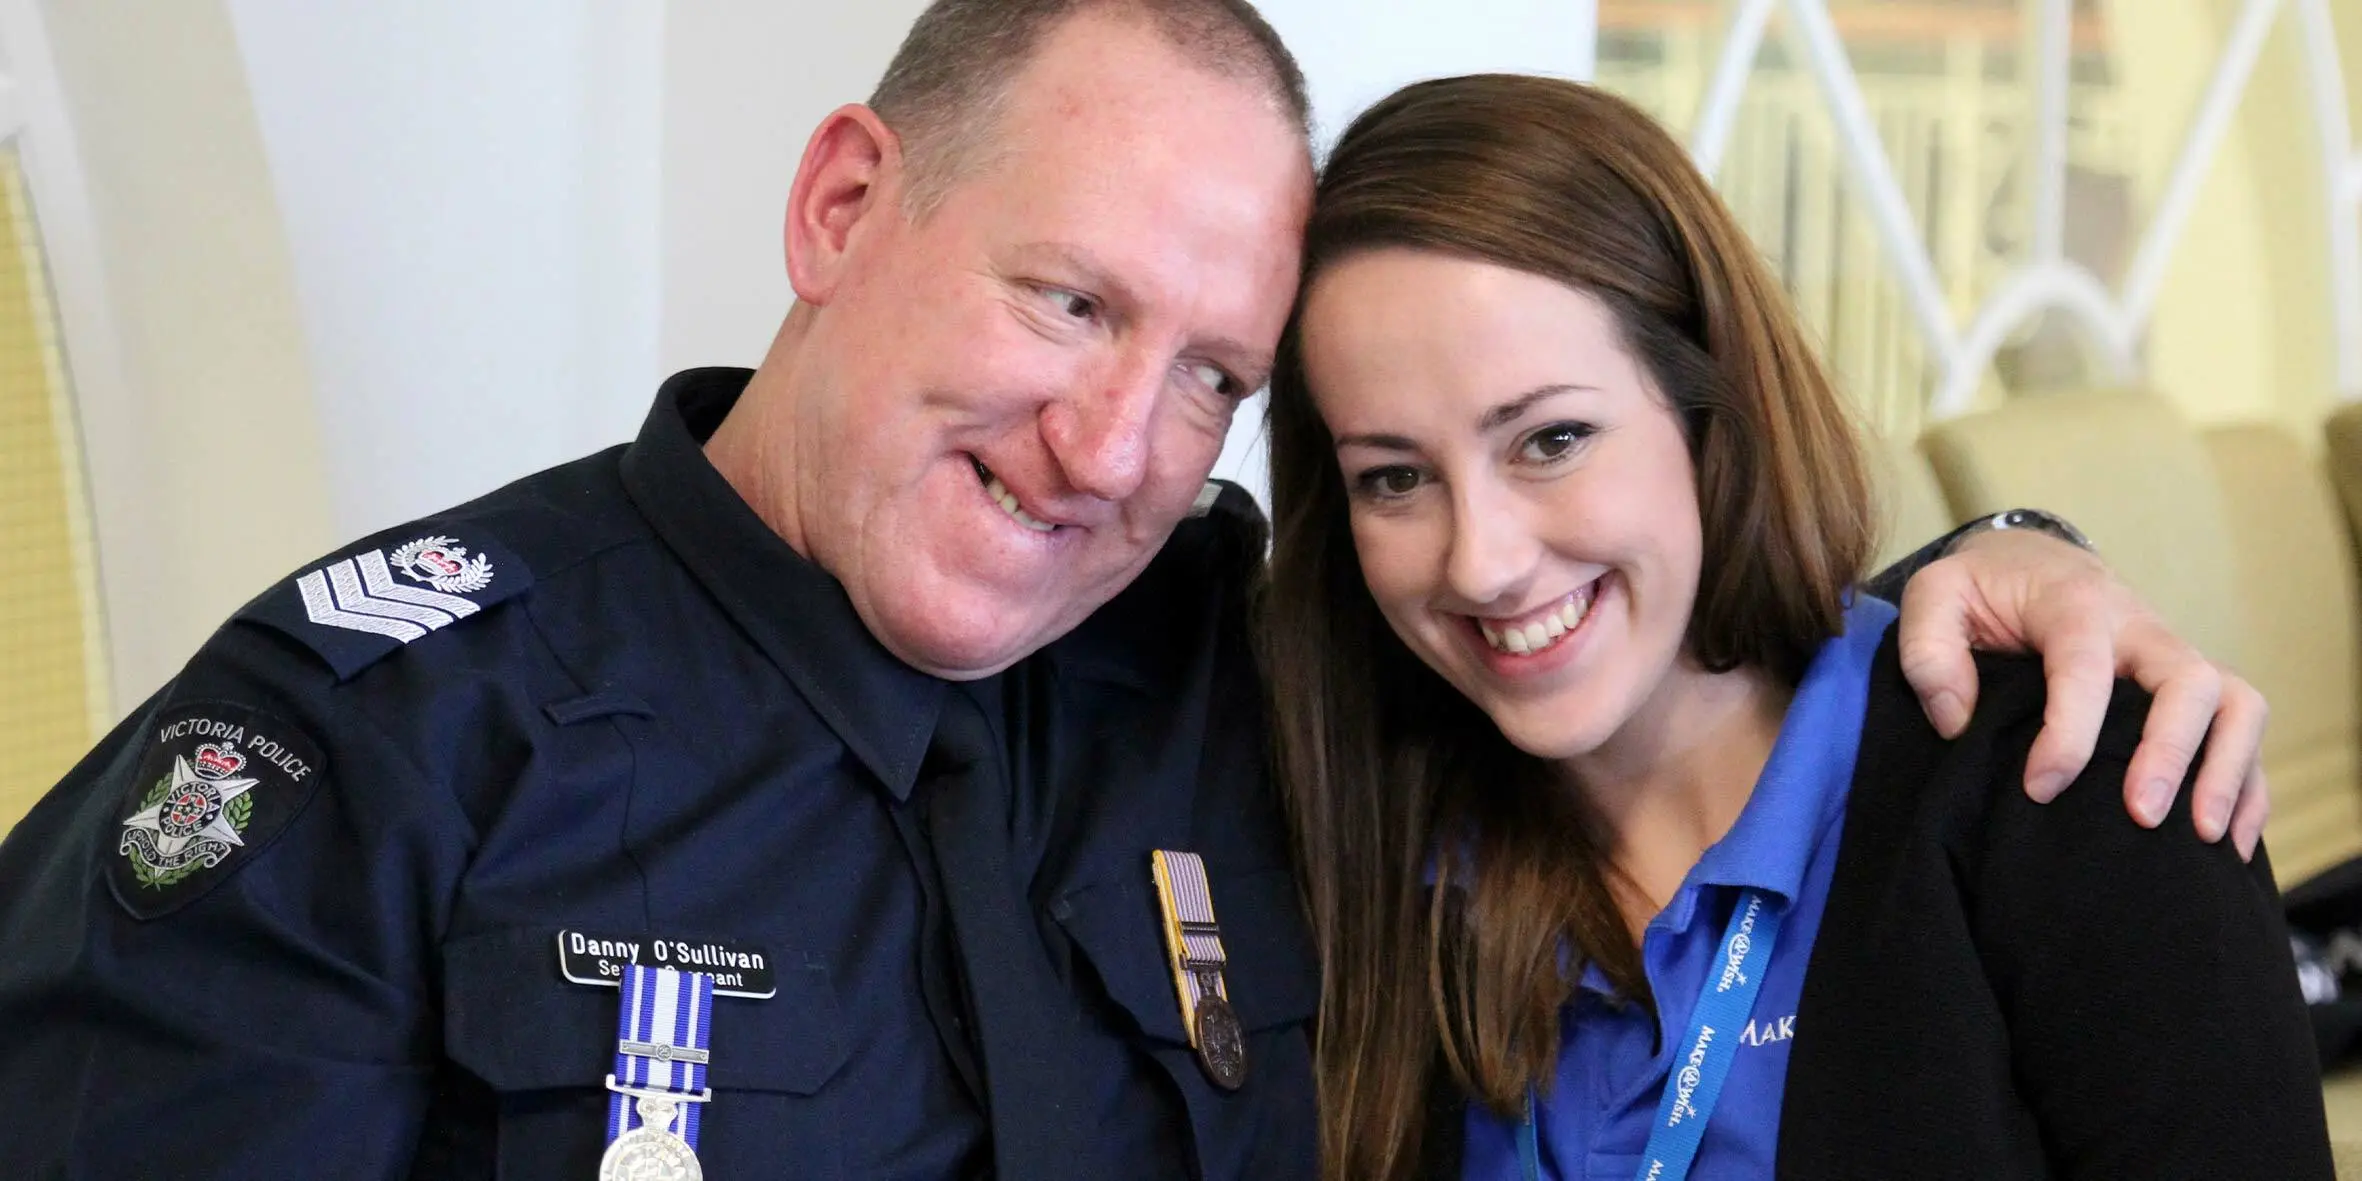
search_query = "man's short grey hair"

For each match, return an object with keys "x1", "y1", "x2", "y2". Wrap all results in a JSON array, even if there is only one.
[{"x1": 870, "y1": 0, "x2": 1312, "y2": 215}]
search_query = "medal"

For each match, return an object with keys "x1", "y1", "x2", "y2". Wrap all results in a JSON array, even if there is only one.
[
  {"x1": 600, "y1": 964, "x2": 716, "y2": 1179},
  {"x1": 1192, "y1": 992, "x2": 1249, "y2": 1091},
  {"x1": 599, "y1": 1094, "x2": 703, "y2": 1181},
  {"x1": 1151, "y1": 850, "x2": 1251, "y2": 1091}
]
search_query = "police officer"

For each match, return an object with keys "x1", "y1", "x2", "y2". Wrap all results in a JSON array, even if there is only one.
[{"x1": 0, "y1": 2, "x2": 2271, "y2": 1177}]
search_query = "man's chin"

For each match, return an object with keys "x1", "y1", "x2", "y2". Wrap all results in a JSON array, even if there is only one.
[{"x1": 871, "y1": 609, "x2": 1053, "y2": 682}]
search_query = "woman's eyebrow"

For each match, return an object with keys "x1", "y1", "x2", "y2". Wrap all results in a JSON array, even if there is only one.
[
  {"x1": 1333, "y1": 385, "x2": 1598, "y2": 453},
  {"x1": 1332, "y1": 430, "x2": 1420, "y2": 452},
  {"x1": 1478, "y1": 384, "x2": 1595, "y2": 432}
]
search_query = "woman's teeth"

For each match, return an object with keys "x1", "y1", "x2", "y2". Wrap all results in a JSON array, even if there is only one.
[
  {"x1": 1477, "y1": 590, "x2": 1594, "y2": 656},
  {"x1": 977, "y1": 464, "x2": 1056, "y2": 533}
]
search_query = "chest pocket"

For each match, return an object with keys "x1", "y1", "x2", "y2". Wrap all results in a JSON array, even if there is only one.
[
  {"x1": 1053, "y1": 864, "x2": 1321, "y2": 1179},
  {"x1": 439, "y1": 926, "x2": 852, "y2": 1179}
]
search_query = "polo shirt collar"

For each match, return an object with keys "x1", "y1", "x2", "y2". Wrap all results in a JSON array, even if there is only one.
[
  {"x1": 619, "y1": 367, "x2": 945, "y2": 799},
  {"x1": 1666, "y1": 594, "x2": 1901, "y2": 922}
]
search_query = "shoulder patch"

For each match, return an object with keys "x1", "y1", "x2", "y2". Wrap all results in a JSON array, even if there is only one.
[
  {"x1": 107, "y1": 701, "x2": 327, "y2": 920},
  {"x1": 240, "y1": 528, "x2": 533, "y2": 680}
]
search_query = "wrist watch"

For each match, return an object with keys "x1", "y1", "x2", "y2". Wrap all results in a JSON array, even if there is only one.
[{"x1": 1945, "y1": 508, "x2": 2097, "y2": 556}]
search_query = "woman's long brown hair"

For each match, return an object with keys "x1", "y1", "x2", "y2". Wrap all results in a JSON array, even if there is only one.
[{"x1": 1262, "y1": 76, "x2": 1875, "y2": 1181}]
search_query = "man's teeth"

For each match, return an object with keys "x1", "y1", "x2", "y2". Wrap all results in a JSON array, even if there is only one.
[
  {"x1": 981, "y1": 472, "x2": 1056, "y2": 533},
  {"x1": 1477, "y1": 592, "x2": 1594, "y2": 656}
]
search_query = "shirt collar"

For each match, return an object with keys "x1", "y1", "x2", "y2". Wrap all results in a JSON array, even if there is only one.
[
  {"x1": 619, "y1": 368, "x2": 946, "y2": 799},
  {"x1": 1686, "y1": 594, "x2": 1900, "y2": 906}
]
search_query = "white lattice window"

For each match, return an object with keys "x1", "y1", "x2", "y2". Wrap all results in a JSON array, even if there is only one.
[{"x1": 1595, "y1": 0, "x2": 2361, "y2": 434}]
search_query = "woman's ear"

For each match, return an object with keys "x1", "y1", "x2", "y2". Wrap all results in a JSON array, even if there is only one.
[{"x1": 783, "y1": 103, "x2": 904, "y2": 305}]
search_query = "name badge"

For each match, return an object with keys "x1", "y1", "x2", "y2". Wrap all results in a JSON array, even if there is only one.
[{"x1": 556, "y1": 929, "x2": 778, "y2": 999}]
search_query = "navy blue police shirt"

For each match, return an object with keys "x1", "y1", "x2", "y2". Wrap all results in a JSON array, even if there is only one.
[{"x1": 0, "y1": 368, "x2": 1318, "y2": 1179}]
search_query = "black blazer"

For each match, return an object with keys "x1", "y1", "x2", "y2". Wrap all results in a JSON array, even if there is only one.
[{"x1": 1425, "y1": 633, "x2": 2332, "y2": 1179}]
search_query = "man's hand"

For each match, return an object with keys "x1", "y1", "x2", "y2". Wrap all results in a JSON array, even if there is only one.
[{"x1": 1894, "y1": 529, "x2": 2270, "y2": 860}]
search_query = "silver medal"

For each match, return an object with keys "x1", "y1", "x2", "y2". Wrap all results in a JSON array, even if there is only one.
[{"x1": 598, "y1": 1095, "x2": 703, "y2": 1181}]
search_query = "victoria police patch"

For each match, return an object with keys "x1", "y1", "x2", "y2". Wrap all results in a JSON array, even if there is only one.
[{"x1": 106, "y1": 701, "x2": 327, "y2": 920}]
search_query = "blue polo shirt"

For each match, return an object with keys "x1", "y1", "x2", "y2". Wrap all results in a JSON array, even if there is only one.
[{"x1": 1464, "y1": 596, "x2": 1898, "y2": 1181}]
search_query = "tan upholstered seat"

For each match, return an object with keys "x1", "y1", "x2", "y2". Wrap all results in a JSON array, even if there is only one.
[
  {"x1": 2318, "y1": 404, "x2": 2362, "y2": 1175},
  {"x1": 2202, "y1": 424, "x2": 2362, "y2": 887},
  {"x1": 2330, "y1": 404, "x2": 2362, "y2": 540},
  {"x1": 1922, "y1": 394, "x2": 2362, "y2": 1162},
  {"x1": 1870, "y1": 432, "x2": 1956, "y2": 574},
  {"x1": 1920, "y1": 390, "x2": 2248, "y2": 673}
]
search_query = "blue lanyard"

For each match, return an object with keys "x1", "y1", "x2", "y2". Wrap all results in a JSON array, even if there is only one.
[{"x1": 1518, "y1": 889, "x2": 1784, "y2": 1181}]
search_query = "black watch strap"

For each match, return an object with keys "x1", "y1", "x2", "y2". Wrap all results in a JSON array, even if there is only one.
[
  {"x1": 1945, "y1": 508, "x2": 2097, "y2": 556},
  {"x1": 1859, "y1": 508, "x2": 2096, "y2": 604}
]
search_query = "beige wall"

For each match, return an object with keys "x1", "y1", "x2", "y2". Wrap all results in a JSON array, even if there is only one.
[
  {"x1": 660, "y1": 0, "x2": 929, "y2": 371},
  {"x1": 2110, "y1": 0, "x2": 2353, "y2": 440},
  {"x1": 40, "y1": 0, "x2": 331, "y2": 709}
]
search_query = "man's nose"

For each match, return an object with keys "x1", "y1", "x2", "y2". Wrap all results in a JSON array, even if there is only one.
[
  {"x1": 1042, "y1": 355, "x2": 1161, "y2": 502},
  {"x1": 1443, "y1": 482, "x2": 1537, "y2": 608}
]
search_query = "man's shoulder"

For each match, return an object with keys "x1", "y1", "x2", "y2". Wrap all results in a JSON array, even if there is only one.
[
  {"x1": 1050, "y1": 480, "x2": 1266, "y2": 686},
  {"x1": 1134, "y1": 479, "x2": 1268, "y2": 610},
  {"x1": 225, "y1": 445, "x2": 652, "y2": 684}
]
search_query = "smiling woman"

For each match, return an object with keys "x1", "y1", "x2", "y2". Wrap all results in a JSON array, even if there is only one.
[{"x1": 1263, "y1": 73, "x2": 2328, "y2": 1181}]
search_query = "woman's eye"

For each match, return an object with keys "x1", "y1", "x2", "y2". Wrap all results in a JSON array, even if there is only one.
[
  {"x1": 1356, "y1": 466, "x2": 1424, "y2": 499},
  {"x1": 1045, "y1": 288, "x2": 1099, "y2": 320},
  {"x1": 1521, "y1": 422, "x2": 1594, "y2": 463}
]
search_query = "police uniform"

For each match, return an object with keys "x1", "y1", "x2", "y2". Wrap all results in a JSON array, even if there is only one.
[{"x1": 0, "y1": 368, "x2": 1319, "y2": 1179}]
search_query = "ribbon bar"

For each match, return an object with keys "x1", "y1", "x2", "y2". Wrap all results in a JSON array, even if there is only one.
[{"x1": 605, "y1": 964, "x2": 716, "y2": 1151}]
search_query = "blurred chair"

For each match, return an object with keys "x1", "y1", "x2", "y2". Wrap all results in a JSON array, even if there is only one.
[
  {"x1": 2330, "y1": 405, "x2": 2362, "y2": 540},
  {"x1": 1920, "y1": 389, "x2": 2248, "y2": 673},
  {"x1": 1870, "y1": 431, "x2": 1958, "y2": 575},
  {"x1": 1924, "y1": 389, "x2": 2362, "y2": 1155},
  {"x1": 2202, "y1": 423, "x2": 2362, "y2": 886}
]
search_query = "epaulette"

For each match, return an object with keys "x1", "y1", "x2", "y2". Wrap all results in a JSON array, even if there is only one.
[
  {"x1": 1183, "y1": 478, "x2": 1270, "y2": 568},
  {"x1": 1049, "y1": 479, "x2": 1268, "y2": 689},
  {"x1": 236, "y1": 523, "x2": 533, "y2": 681}
]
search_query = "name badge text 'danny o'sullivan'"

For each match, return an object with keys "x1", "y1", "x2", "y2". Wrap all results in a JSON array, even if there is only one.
[{"x1": 557, "y1": 930, "x2": 777, "y2": 999}]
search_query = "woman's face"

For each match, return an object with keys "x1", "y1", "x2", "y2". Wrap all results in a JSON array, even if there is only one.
[{"x1": 1299, "y1": 248, "x2": 1705, "y2": 761}]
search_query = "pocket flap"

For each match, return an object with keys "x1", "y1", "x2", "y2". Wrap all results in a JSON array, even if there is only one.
[
  {"x1": 1053, "y1": 864, "x2": 1318, "y2": 1045},
  {"x1": 440, "y1": 927, "x2": 849, "y2": 1095}
]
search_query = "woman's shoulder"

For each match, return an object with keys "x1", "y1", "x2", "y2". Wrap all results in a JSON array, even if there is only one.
[
  {"x1": 1848, "y1": 627, "x2": 2158, "y2": 846},
  {"x1": 1860, "y1": 627, "x2": 2154, "y2": 787}
]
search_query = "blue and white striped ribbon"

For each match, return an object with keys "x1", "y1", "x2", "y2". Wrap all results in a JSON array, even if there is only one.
[{"x1": 605, "y1": 964, "x2": 715, "y2": 1150}]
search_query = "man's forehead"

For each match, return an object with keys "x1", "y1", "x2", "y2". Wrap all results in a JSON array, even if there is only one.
[
  {"x1": 991, "y1": 11, "x2": 1310, "y2": 178},
  {"x1": 965, "y1": 101, "x2": 1309, "y2": 298}
]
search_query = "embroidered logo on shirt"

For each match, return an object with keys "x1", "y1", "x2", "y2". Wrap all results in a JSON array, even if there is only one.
[
  {"x1": 389, "y1": 535, "x2": 495, "y2": 594},
  {"x1": 1740, "y1": 1014, "x2": 1798, "y2": 1047},
  {"x1": 297, "y1": 536, "x2": 493, "y2": 643},
  {"x1": 119, "y1": 743, "x2": 257, "y2": 889},
  {"x1": 107, "y1": 703, "x2": 327, "y2": 920}
]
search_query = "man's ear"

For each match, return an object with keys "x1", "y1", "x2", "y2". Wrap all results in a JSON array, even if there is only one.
[{"x1": 784, "y1": 104, "x2": 903, "y2": 306}]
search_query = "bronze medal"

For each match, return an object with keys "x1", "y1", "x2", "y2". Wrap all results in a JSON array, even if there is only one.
[{"x1": 1193, "y1": 993, "x2": 1249, "y2": 1091}]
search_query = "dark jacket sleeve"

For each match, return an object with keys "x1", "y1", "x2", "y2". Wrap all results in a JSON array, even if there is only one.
[
  {"x1": 0, "y1": 623, "x2": 473, "y2": 1178},
  {"x1": 1965, "y1": 660, "x2": 2333, "y2": 1178}
]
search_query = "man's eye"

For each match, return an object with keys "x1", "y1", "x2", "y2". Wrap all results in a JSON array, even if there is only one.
[
  {"x1": 1044, "y1": 288, "x2": 1099, "y2": 320},
  {"x1": 1521, "y1": 422, "x2": 1594, "y2": 463},
  {"x1": 1355, "y1": 466, "x2": 1424, "y2": 499},
  {"x1": 1183, "y1": 362, "x2": 1238, "y2": 397}
]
